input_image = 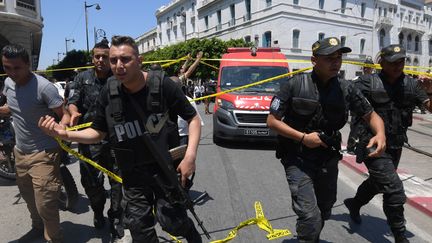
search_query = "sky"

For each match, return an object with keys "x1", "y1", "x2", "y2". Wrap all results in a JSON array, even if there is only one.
[{"x1": 39, "y1": 0, "x2": 171, "y2": 70}]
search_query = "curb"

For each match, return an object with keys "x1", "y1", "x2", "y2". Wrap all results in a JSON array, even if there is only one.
[
  {"x1": 340, "y1": 155, "x2": 432, "y2": 218},
  {"x1": 412, "y1": 114, "x2": 432, "y2": 123}
]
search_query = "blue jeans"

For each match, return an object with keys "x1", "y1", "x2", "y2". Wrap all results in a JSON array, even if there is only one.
[{"x1": 282, "y1": 153, "x2": 339, "y2": 242}]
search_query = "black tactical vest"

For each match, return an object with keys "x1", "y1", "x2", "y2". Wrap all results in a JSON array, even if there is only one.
[
  {"x1": 364, "y1": 73, "x2": 416, "y2": 147},
  {"x1": 104, "y1": 70, "x2": 180, "y2": 170},
  {"x1": 283, "y1": 73, "x2": 348, "y2": 133},
  {"x1": 276, "y1": 73, "x2": 348, "y2": 159}
]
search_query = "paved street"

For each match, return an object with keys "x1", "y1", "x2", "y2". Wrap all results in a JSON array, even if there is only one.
[{"x1": 0, "y1": 104, "x2": 431, "y2": 242}]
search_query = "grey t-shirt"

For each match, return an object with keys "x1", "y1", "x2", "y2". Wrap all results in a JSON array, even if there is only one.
[{"x1": 3, "y1": 73, "x2": 64, "y2": 153}]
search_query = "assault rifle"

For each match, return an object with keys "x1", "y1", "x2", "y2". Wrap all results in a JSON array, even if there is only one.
[
  {"x1": 140, "y1": 132, "x2": 211, "y2": 239},
  {"x1": 318, "y1": 131, "x2": 342, "y2": 151}
]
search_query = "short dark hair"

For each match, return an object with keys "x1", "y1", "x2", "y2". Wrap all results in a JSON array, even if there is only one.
[
  {"x1": 111, "y1": 35, "x2": 139, "y2": 55},
  {"x1": 93, "y1": 41, "x2": 110, "y2": 50},
  {"x1": 1, "y1": 44, "x2": 30, "y2": 64}
]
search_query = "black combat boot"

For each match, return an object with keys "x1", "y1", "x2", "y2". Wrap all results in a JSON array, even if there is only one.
[
  {"x1": 344, "y1": 198, "x2": 362, "y2": 224},
  {"x1": 394, "y1": 232, "x2": 409, "y2": 243},
  {"x1": 184, "y1": 226, "x2": 202, "y2": 243},
  {"x1": 94, "y1": 211, "x2": 105, "y2": 229},
  {"x1": 18, "y1": 227, "x2": 44, "y2": 242}
]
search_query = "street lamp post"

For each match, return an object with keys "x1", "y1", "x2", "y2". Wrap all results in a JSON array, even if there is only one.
[
  {"x1": 57, "y1": 52, "x2": 65, "y2": 62},
  {"x1": 94, "y1": 28, "x2": 106, "y2": 45},
  {"x1": 65, "y1": 38, "x2": 75, "y2": 53},
  {"x1": 84, "y1": 1, "x2": 101, "y2": 53}
]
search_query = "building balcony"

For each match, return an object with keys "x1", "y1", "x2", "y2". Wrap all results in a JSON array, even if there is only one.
[
  {"x1": 400, "y1": 21, "x2": 425, "y2": 34},
  {"x1": 424, "y1": 6, "x2": 432, "y2": 17},
  {"x1": 377, "y1": 0, "x2": 398, "y2": 5},
  {"x1": 198, "y1": 0, "x2": 222, "y2": 10},
  {"x1": 375, "y1": 17, "x2": 393, "y2": 27}
]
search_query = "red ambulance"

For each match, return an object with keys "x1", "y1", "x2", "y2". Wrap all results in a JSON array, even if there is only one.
[{"x1": 213, "y1": 47, "x2": 289, "y2": 144}]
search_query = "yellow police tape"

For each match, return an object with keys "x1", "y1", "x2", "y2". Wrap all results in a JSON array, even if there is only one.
[
  {"x1": 199, "y1": 60, "x2": 220, "y2": 71},
  {"x1": 56, "y1": 137, "x2": 122, "y2": 183},
  {"x1": 191, "y1": 67, "x2": 313, "y2": 103},
  {"x1": 210, "y1": 201, "x2": 291, "y2": 243}
]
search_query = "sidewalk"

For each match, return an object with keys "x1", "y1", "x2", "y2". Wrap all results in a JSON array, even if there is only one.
[{"x1": 412, "y1": 112, "x2": 432, "y2": 123}]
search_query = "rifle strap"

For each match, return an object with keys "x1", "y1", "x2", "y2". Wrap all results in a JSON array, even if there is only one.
[{"x1": 127, "y1": 93, "x2": 176, "y2": 174}]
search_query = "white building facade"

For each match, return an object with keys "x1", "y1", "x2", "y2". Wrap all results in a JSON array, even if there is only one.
[
  {"x1": 137, "y1": 0, "x2": 432, "y2": 79},
  {"x1": 0, "y1": 0, "x2": 43, "y2": 70}
]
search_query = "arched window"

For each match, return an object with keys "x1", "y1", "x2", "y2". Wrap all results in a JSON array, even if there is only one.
[
  {"x1": 341, "y1": 0, "x2": 347, "y2": 13},
  {"x1": 263, "y1": 31, "x2": 272, "y2": 47},
  {"x1": 413, "y1": 58, "x2": 419, "y2": 71},
  {"x1": 398, "y1": 32, "x2": 404, "y2": 47},
  {"x1": 415, "y1": 36, "x2": 420, "y2": 52},
  {"x1": 293, "y1": 29, "x2": 300, "y2": 48},
  {"x1": 429, "y1": 39, "x2": 432, "y2": 55},
  {"x1": 360, "y1": 39, "x2": 366, "y2": 54},
  {"x1": 319, "y1": 0, "x2": 325, "y2": 10},
  {"x1": 340, "y1": 36, "x2": 346, "y2": 47},
  {"x1": 379, "y1": 29, "x2": 386, "y2": 49},
  {"x1": 406, "y1": 57, "x2": 412, "y2": 66},
  {"x1": 407, "y1": 34, "x2": 412, "y2": 51}
]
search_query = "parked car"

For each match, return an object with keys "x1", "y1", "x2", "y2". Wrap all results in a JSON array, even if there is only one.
[{"x1": 53, "y1": 82, "x2": 65, "y2": 98}]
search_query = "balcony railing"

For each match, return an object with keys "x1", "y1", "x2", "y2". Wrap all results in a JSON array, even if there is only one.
[
  {"x1": 376, "y1": 17, "x2": 393, "y2": 27},
  {"x1": 243, "y1": 13, "x2": 251, "y2": 22},
  {"x1": 401, "y1": 21, "x2": 425, "y2": 33},
  {"x1": 228, "y1": 18, "x2": 236, "y2": 27},
  {"x1": 16, "y1": 0, "x2": 36, "y2": 11}
]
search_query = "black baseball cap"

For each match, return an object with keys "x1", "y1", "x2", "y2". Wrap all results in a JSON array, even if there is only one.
[
  {"x1": 380, "y1": 44, "x2": 407, "y2": 62},
  {"x1": 312, "y1": 37, "x2": 352, "y2": 56}
]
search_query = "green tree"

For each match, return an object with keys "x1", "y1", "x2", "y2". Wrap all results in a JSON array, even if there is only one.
[
  {"x1": 142, "y1": 37, "x2": 250, "y2": 81},
  {"x1": 46, "y1": 50, "x2": 90, "y2": 80}
]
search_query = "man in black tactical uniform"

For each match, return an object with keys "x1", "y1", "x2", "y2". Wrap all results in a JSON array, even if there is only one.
[
  {"x1": 344, "y1": 44, "x2": 432, "y2": 243},
  {"x1": 347, "y1": 56, "x2": 375, "y2": 154},
  {"x1": 267, "y1": 37, "x2": 387, "y2": 243},
  {"x1": 67, "y1": 41, "x2": 124, "y2": 241},
  {"x1": 39, "y1": 35, "x2": 203, "y2": 242}
]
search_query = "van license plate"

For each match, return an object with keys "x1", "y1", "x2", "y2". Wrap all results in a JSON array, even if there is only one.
[{"x1": 244, "y1": 129, "x2": 269, "y2": 136}]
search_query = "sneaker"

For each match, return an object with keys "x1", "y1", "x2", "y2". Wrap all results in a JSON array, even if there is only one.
[
  {"x1": 394, "y1": 233, "x2": 410, "y2": 243},
  {"x1": 94, "y1": 212, "x2": 105, "y2": 229},
  {"x1": 344, "y1": 198, "x2": 362, "y2": 224},
  {"x1": 18, "y1": 227, "x2": 44, "y2": 242}
]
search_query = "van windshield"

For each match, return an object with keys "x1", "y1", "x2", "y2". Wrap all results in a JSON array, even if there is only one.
[{"x1": 220, "y1": 66, "x2": 289, "y2": 93}]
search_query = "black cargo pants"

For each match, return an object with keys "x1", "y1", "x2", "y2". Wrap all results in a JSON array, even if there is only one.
[
  {"x1": 122, "y1": 164, "x2": 201, "y2": 243},
  {"x1": 282, "y1": 152, "x2": 340, "y2": 243},
  {"x1": 78, "y1": 144, "x2": 123, "y2": 237},
  {"x1": 354, "y1": 148, "x2": 407, "y2": 233}
]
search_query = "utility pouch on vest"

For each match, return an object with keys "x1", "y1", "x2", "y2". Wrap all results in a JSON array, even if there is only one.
[{"x1": 111, "y1": 144, "x2": 136, "y2": 172}]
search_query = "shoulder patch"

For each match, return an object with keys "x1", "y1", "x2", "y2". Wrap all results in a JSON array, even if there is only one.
[{"x1": 271, "y1": 97, "x2": 281, "y2": 110}]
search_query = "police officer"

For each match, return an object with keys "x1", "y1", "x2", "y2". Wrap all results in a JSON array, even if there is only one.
[
  {"x1": 267, "y1": 37, "x2": 387, "y2": 243},
  {"x1": 344, "y1": 44, "x2": 432, "y2": 243},
  {"x1": 39, "y1": 35, "x2": 203, "y2": 242},
  {"x1": 347, "y1": 56, "x2": 375, "y2": 154},
  {"x1": 67, "y1": 41, "x2": 124, "y2": 240}
]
